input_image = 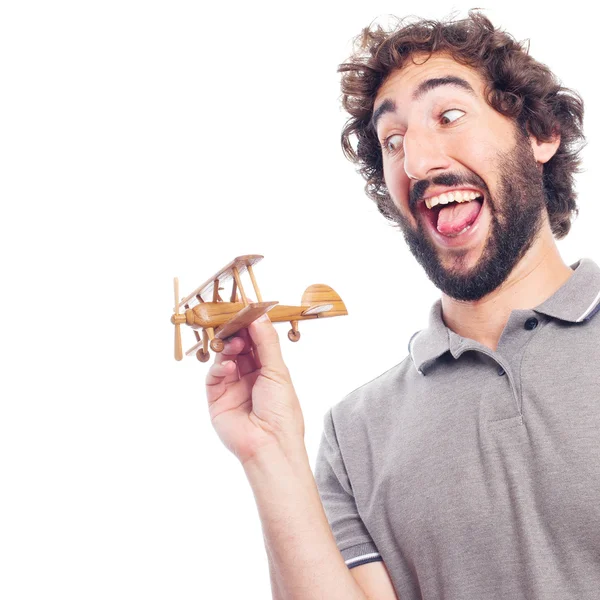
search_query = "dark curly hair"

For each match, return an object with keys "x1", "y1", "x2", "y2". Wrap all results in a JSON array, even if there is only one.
[{"x1": 339, "y1": 10, "x2": 585, "y2": 239}]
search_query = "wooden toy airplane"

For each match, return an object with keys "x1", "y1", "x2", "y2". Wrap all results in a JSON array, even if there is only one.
[{"x1": 171, "y1": 254, "x2": 347, "y2": 362}]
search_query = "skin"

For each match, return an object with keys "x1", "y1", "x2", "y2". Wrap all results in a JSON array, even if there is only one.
[
  {"x1": 202, "y1": 52, "x2": 581, "y2": 600},
  {"x1": 373, "y1": 53, "x2": 574, "y2": 351}
]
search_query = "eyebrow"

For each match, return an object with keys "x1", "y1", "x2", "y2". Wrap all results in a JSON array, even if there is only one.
[
  {"x1": 371, "y1": 76, "x2": 477, "y2": 132},
  {"x1": 371, "y1": 99, "x2": 396, "y2": 133}
]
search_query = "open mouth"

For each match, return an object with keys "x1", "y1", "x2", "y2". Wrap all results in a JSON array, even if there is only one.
[{"x1": 420, "y1": 192, "x2": 485, "y2": 241}]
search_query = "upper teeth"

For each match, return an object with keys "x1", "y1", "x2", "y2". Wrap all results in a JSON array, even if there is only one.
[{"x1": 425, "y1": 190, "x2": 481, "y2": 209}]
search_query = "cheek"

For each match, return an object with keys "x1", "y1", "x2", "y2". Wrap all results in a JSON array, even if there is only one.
[
  {"x1": 444, "y1": 134, "x2": 497, "y2": 190},
  {"x1": 458, "y1": 146, "x2": 497, "y2": 190},
  {"x1": 463, "y1": 142, "x2": 495, "y2": 166},
  {"x1": 452, "y1": 129, "x2": 500, "y2": 171},
  {"x1": 383, "y1": 159, "x2": 411, "y2": 207}
]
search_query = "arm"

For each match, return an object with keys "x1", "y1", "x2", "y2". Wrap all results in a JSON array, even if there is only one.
[
  {"x1": 351, "y1": 562, "x2": 400, "y2": 600},
  {"x1": 255, "y1": 452, "x2": 400, "y2": 600},
  {"x1": 244, "y1": 443, "x2": 368, "y2": 600},
  {"x1": 205, "y1": 316, "x2": 395, "y2": 599}
]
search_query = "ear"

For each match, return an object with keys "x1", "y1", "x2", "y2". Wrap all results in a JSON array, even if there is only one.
[{"x1": 529, "y1": 132, "x2": 561, "y2": 164}]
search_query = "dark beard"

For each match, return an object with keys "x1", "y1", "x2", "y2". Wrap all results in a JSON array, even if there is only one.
[{"x1": 386, "y1": 132, "x2": 546, "y2": 302}]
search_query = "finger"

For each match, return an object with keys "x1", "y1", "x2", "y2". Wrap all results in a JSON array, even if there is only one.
[
  {"x1": 248, "y1": 333, "x2": 262, "y2": 370},
  {"x1": 214, "y1": 336, "x2": 246, "y2": 364},
  {"x1": 212, "y1": 332, "x2": 260, "y2": 384},
  {"x1": 235, "y1": 328, "x2": 260, "y2": 376},
  {"x1": 207, "y1": 371, "x2": 259, "y2": 413},
  {"x1": 203, "y1": 338, "x2": 241, "y2": 385},
  {"x1": 206, "y1": 359, "x2": 238, "y2": 390},
  {"x1": 226, "y1": 329, "x2": 254, "y2": 357},
  {"x1": 247, "y1": 314, "x2": 288, "y2": 380}
]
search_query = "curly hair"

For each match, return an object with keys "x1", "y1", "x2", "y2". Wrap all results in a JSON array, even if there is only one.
[{"x1": 339, "y1": 10, "x2": 585, "y2": 239}]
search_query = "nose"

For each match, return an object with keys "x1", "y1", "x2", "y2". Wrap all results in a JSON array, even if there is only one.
[{"x1": 403, "y1": 129, "x2": 451, "y2": 181}]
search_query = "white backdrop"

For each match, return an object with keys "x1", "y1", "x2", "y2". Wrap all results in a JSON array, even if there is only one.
[{"x1": 2, "y1": 1, "x2": 599, "y2": 598}]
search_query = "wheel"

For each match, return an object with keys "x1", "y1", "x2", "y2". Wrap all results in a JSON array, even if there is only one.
[
  {"x1": 210, "y1": 338, "x2": 224, "y2": 352},
  {"x1": 288, "y1": 329, "x2": 301, "y2": 342},
  {"x1": 196, "y1": 349, "x2": 210, "y2": 362}
]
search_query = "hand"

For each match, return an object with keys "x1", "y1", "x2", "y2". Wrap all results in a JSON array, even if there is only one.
[{"x1": 205, "y1": 314, "x2": 305, "y2": 466}]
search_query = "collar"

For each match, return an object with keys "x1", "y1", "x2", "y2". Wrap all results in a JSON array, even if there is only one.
[{"x1": 409, "y1": 258, "x2": 600, "y2": 375}]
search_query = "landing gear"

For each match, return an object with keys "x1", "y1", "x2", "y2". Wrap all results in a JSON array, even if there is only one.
[
  {"x1": 196, "y1": 349, "x2": 210, "y2": 362},
  {"x1": 210, "y1": 338, "x2": 224, "y2": 352},
  {"x1": 288, "y1": 320, "x2": 300, "y2": 342}
]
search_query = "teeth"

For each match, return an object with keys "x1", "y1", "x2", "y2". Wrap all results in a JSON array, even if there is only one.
[
  {"x1": 443, "y1": 225, "x2": 471, "y2": 238},
  {"x1": 425, "y1": 190, "x2": 481, "y2": 209}
]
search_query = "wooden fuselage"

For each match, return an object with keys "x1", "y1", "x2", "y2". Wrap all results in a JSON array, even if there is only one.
[{"x1": 185, "y1": 301, "x2": 346, "y2": 330}]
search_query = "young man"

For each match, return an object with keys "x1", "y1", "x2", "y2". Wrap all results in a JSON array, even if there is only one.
[{"x1": 205, "y1": 12, "x2": 600, "y2": 599}]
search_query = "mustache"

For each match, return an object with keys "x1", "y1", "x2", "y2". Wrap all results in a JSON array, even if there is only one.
[{"x1": 409, "y1": 172, "x2": 490, "y2": 209}]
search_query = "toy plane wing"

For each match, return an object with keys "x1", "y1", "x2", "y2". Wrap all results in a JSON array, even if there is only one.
[
  {"x1": 179, "y1": 254, "x2": 264, "y2": 308},
  {"x1": 215, "y1": 301, "x2": 278, "y2": 339}
]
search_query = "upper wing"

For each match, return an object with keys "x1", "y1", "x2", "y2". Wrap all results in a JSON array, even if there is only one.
[{"x1": 178, "y1": 254, "x2": 263, "y2": 308}]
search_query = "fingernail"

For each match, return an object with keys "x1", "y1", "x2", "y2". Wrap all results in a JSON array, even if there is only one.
[
  {"x1": 257, "y1": 313, "x2": 270, "y2": 322},
  {"x1": 222, "y1": 360, "x2": 232, "y2": 366}
]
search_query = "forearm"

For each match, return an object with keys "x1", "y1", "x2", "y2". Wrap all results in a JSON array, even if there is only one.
[
  {"x1": 243, "y1": 444, "x2": 367, "y2": 600},
  {"x1": 266, "y1": 541, "x2": 284, "y2": 600}
]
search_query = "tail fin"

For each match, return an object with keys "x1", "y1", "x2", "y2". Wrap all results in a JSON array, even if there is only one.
[{"x1": 301, "y1": 284, "x2": 347, "y2": 317}]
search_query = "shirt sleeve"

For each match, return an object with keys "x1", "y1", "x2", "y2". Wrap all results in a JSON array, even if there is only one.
[{"x1": 314, "y1": 408, "x2": 383, "y2": 569}]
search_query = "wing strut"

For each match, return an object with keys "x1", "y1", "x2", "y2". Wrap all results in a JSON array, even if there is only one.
[
  {"x1": 247, "y1": 264, "x2": 263, "y2": 302},
  {"x1": 232, "y1": 267, "x2": 248, "y2": 306}
]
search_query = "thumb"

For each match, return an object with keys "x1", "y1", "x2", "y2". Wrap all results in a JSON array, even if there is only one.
[{"x1": 248, "y1": 313, "x2": 290, "y2": 381}]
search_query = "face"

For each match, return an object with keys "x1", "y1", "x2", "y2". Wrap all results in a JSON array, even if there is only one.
[{"x1": 373, "y1": 54, "x2": 556, "y2": 302}]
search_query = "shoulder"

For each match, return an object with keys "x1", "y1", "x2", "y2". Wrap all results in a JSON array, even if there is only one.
[{"x1": 330, "y1": 354, "x2": 415, "y2": 429}]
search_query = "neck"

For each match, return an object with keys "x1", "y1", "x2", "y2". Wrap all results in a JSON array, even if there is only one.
[{"x1": 440, "y1": 223, "x2": 574, "y2": 352}]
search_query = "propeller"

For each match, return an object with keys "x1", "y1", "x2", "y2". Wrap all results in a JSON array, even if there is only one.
[{"x1": 173, "y1": 277, "x2": 183, "y2": 361}]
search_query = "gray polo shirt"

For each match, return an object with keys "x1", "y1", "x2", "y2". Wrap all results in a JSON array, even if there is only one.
[{"x1": 314, "y1": 257, "x2": 600, "y2": 600}]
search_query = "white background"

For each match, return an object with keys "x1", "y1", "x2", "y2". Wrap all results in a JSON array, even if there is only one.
[{"x1": 1, "y1": 1, "x2": 598, "y2": 598}]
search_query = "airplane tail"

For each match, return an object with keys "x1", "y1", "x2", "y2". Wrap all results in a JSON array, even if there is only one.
[{"x1": 301, "y1": 284, "x2": 348, "y2": 317}]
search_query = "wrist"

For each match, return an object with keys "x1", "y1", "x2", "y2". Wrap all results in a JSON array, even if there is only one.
[{"x1": 242, "y1": 438, "x2": 310, "y2": 478}]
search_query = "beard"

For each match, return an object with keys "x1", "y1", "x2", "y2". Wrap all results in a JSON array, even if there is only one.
[{"x1": 385, "y1": 130, "x2": 547, "y2": 302}]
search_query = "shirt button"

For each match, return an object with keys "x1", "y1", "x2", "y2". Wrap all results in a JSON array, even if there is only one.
[
  {"x1": 524, "y1": 317, "x2": 538, "y2": 330},
  {"x1": 497, "y1": 366, "x2": 506, "y2": 376}
]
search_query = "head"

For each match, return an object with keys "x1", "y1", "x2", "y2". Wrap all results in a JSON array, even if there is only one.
[{"x1": 340, "y1": 11, "x2": 585, "y2": 301}]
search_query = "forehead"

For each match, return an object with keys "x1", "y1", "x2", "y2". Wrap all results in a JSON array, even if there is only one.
[{"x1": 374, "y1": 53, "x2": 486, "y2": 111}]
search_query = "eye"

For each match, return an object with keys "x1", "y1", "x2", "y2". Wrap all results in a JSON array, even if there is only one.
[
  {"x1": 382, "y1": 133, "x2": 404, "y2": 154},
  {"x1": 440, "y1": 109, "x2": 465, "y2": 125}
]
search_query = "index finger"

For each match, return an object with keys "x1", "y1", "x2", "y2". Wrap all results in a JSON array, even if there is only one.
[{"x1": 213, "y1": 335, "x2": 247, "y2": 364}]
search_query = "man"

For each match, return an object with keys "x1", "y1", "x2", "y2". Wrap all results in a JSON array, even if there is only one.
[{"x1": 205, "y1": 11, "x2": 600, "y2": 599}]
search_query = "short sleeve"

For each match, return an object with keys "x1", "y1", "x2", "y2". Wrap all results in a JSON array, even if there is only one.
[{"x1": 314, "y1": 408, "x2": 383, "y2": 569}]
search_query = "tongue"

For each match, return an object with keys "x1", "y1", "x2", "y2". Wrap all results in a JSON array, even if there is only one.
[{"x1": 437, "y1": 200, "x2": 482, "y2": 235}]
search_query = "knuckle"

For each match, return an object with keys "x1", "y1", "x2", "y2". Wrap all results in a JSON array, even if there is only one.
[
  {"x1": 261, "y1": 365, "x2": 291, "y2": 385},
  {"x1": 258, "y1": 325, "x2": 277, "y2": 342},
  {"x1": 206, "y1": 363, "x2": 222, "y2": 380}
]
